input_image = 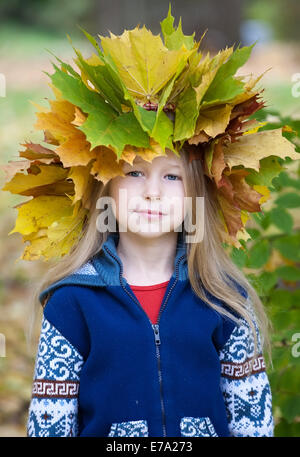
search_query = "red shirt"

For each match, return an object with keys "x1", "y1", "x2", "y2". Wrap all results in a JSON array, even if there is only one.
[{"x1": 129, "y1": 280, "x2": 170, "y2": 324}]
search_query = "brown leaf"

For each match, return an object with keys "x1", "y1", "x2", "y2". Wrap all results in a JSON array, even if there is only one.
[
  {"x1": 216, "y1": 192, "x2": 243, "y2": 237},
  {"x1": 1, "y1": 160, "x2": 32, "y2": 183},
  {"x1": 219, "y1": 169, "x2": 262, "y2": 212}
]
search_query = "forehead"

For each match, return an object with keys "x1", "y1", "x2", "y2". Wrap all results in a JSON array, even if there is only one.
[{"x1": 132, "y1": 152, "x2": 182, "y2": 167}]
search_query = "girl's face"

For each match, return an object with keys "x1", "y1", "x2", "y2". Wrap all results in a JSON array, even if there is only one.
[{"x1": 108, "y1": 150, "x2": 186, "y2": 239}]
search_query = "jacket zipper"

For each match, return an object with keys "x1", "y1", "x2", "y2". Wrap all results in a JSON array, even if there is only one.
[{"x1": 103, "y1": 245, "x2": 186, "y2": 437}]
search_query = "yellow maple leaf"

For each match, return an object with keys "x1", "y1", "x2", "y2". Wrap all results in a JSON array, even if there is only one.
[
  {"x1": 9, "y1": 195, "x2": 75, "y2": 236},
  {"x1": 46, "y1": 203, "x2": 88, "y2": 258},
  {"x1": 99, "y1": 25, "x2": 193, "y2": 104},
  {"x1": 21, "y1": 203, "x2": 87, "y2": 261},
  {"x1": 49, "y1": 99, "x2": 75, "y2": 123},
  {"x1": 91, "y1": 146, "x2": 126, "y2": 185},
  {"x1": 34, "y1": 110, "x2": 75, "y2": 139},
  {"x1": 56, "y1": 133, "x2": 96, "y2": 167},
  {"x1": 20, "y1": 227, "x2": 49, "y2": 261},
  {"x1": 122, "y1": 138, "x2": 167, "y2": 164},
  {"x1": 2, "y1": 164, "x2": 69, "y2": 195},
  {"x1": 68, "y1": 164, "x2": 93, "y2": 205},
  {"x1": 195, "y1": 104, "x2": 232, "y2": 138}
]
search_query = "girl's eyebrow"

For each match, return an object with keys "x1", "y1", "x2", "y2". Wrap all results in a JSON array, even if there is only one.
[{"x1": 130, "y1": 161, "x2": 182, "y2": 169}]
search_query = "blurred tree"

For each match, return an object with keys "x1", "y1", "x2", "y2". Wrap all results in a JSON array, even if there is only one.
[
  {"x1": 245, "y1": 0, "x2": 300, "y2": 42},
  {"x1": 0, "y1": 0, "x2": 93, "y2": 35},
  {"x1": 0, "y1": 0, "x2": 246, "y2": 50},
  {"x1": 88, "y1": 0, "x2": 245, "y2": 51}
]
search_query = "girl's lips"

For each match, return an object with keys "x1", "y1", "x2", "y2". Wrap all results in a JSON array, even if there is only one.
[
  {"x1": 137, "y1": 210, "x2": 163, "y2": 215},
  {"x1": 131, "y1": 210, "x2": 166, "y2": 217}
]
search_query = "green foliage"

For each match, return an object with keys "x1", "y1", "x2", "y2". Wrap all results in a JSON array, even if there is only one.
[{"x1": 228, "y1": 108, "x2": 300, "y2": 436}]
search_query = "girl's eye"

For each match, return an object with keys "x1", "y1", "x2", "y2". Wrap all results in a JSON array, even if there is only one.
[
  {"x1": 126, "y1": 171, "x2": 181, "y2": 180},
  {"x1": 126, "y1": 171, "x2": 143, "y2": 177},
  {"x1": 166, "y1": 174, "x2": 181, "y2": 181}
]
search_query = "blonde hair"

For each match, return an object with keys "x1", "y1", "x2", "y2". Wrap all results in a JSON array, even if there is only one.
[{"x1": 26, "y1": 146, "x2": 274, "y2": 374}]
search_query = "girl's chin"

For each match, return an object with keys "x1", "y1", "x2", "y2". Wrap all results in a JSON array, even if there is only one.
[
  {"x1": 127, "y1": 230, "x2": 174, "y2": 238},
  {"x1": 119, "y1": 223, "x2": 175, "y2": 236}
]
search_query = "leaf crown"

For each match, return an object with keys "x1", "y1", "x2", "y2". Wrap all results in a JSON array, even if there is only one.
[{"x1": 1, "y1": 3, "x2": 299, "y2": 261}]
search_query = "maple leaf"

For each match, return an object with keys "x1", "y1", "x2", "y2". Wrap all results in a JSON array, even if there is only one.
[
  {"x1": 216, "y1": 191, "x2": 244, "y2": 238},
  {"x1": 219, "y1": 168, "x2": 263, "y2": 213},
  {"x1": 49, "y1": 63, "x2": 151, "y2": 157},
  {"x1": 19, "y1": 142, "x2": 58, "y2": 161},
  {"x1": 173, "y1": 46, "x2": 234, "y2": 141},
  {"x1": 90, "y1": 145, "x2": 125, "y2": 185},
  {"x1": 1, "y1": 160, "x2": 34, "y2": 183},
  {"x1": 67, "y1": 163, "x2": 94, "y2": 206},
  {"x1": 8, "y1": 195, "x2": 75, "y2": 236},
  {"x1": 223, "y1": 128, "x2": 300, "y2": 171},
  {"x1": 21, "y1": 201, "x2": 88, "y2": 261},
  {"x1": 56, "y1": 134, "x2": 96, "y2": 168},
  {"x1": 194, "y1": 104, "x2": 233, "y2": 139},
  {"x1": 2, "y1": 164, "x2": 69, "y2": 196},
  {"x1": 202, "y1": 43, "x2": 256, "y2": 106},
  {"x1": 99, "y1": 25, "x2": 193, "y2": 104},
  {"x1": 160, "y1": 3, "x2": 197, "y2": 51}
]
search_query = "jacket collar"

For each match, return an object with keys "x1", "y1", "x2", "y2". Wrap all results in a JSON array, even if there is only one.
[
  {"x1": 39, "y1": 231, "x2": 188, "y2": 304},
  {"x1": 93, "y1": 230, "x2": 188, "y2": 285}
]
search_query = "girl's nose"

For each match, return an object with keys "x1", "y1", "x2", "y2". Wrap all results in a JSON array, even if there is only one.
[
  {"x1": 142, "y1": 176, "x2": 162, "y2": 201},
  {"x1": 143, "y1": 194, "x2": 161, "y2": 201}
]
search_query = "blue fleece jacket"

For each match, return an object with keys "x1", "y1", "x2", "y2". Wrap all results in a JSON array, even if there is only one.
[{"x1": 26, "y1": 231, "x2": 274, "y2": 437}]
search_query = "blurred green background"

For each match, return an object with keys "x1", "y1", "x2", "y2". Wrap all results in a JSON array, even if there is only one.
[{"x1": 0, "y1": 0, "x2": 299, "y2": 437}]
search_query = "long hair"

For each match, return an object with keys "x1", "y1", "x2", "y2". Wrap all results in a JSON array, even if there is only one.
[{"x1": 26, "y1": 145, "x2": 273, "y2": 373}]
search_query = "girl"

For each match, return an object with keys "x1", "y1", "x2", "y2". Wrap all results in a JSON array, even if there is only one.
[{"x1": 26, "y1": 145, "x2": 274, "y2": 437}]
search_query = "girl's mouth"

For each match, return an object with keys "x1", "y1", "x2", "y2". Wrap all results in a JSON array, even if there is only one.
[
  {"x1": 129, "y1": 209, "x2": 167, "y2": 219},
  {"x1": 134, "y1": 210, "x2": 164, "y2": 218}
]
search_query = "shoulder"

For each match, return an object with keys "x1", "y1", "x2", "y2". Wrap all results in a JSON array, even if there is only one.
[
  {"x1": 43, "y1": 285, "x2": 90, "y2": 359},
  {"x1": 44, "y1": 285, "x2": 83, "y2": 322},
  {"x1": 211, "y1": 279, "x2": 251, "y2": 352},
  {"x1": 44, "y1": 284, "x2": 89, "y2": 307}
]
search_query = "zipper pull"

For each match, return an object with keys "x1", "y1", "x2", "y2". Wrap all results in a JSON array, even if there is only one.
[{"x1": 152, "y1": 324, "x2": 161, "y2": 345}]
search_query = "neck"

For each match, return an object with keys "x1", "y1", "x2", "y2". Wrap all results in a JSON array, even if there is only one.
[{"x1": 116, "y1": 231, "x2": 179, "y2": 286}]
